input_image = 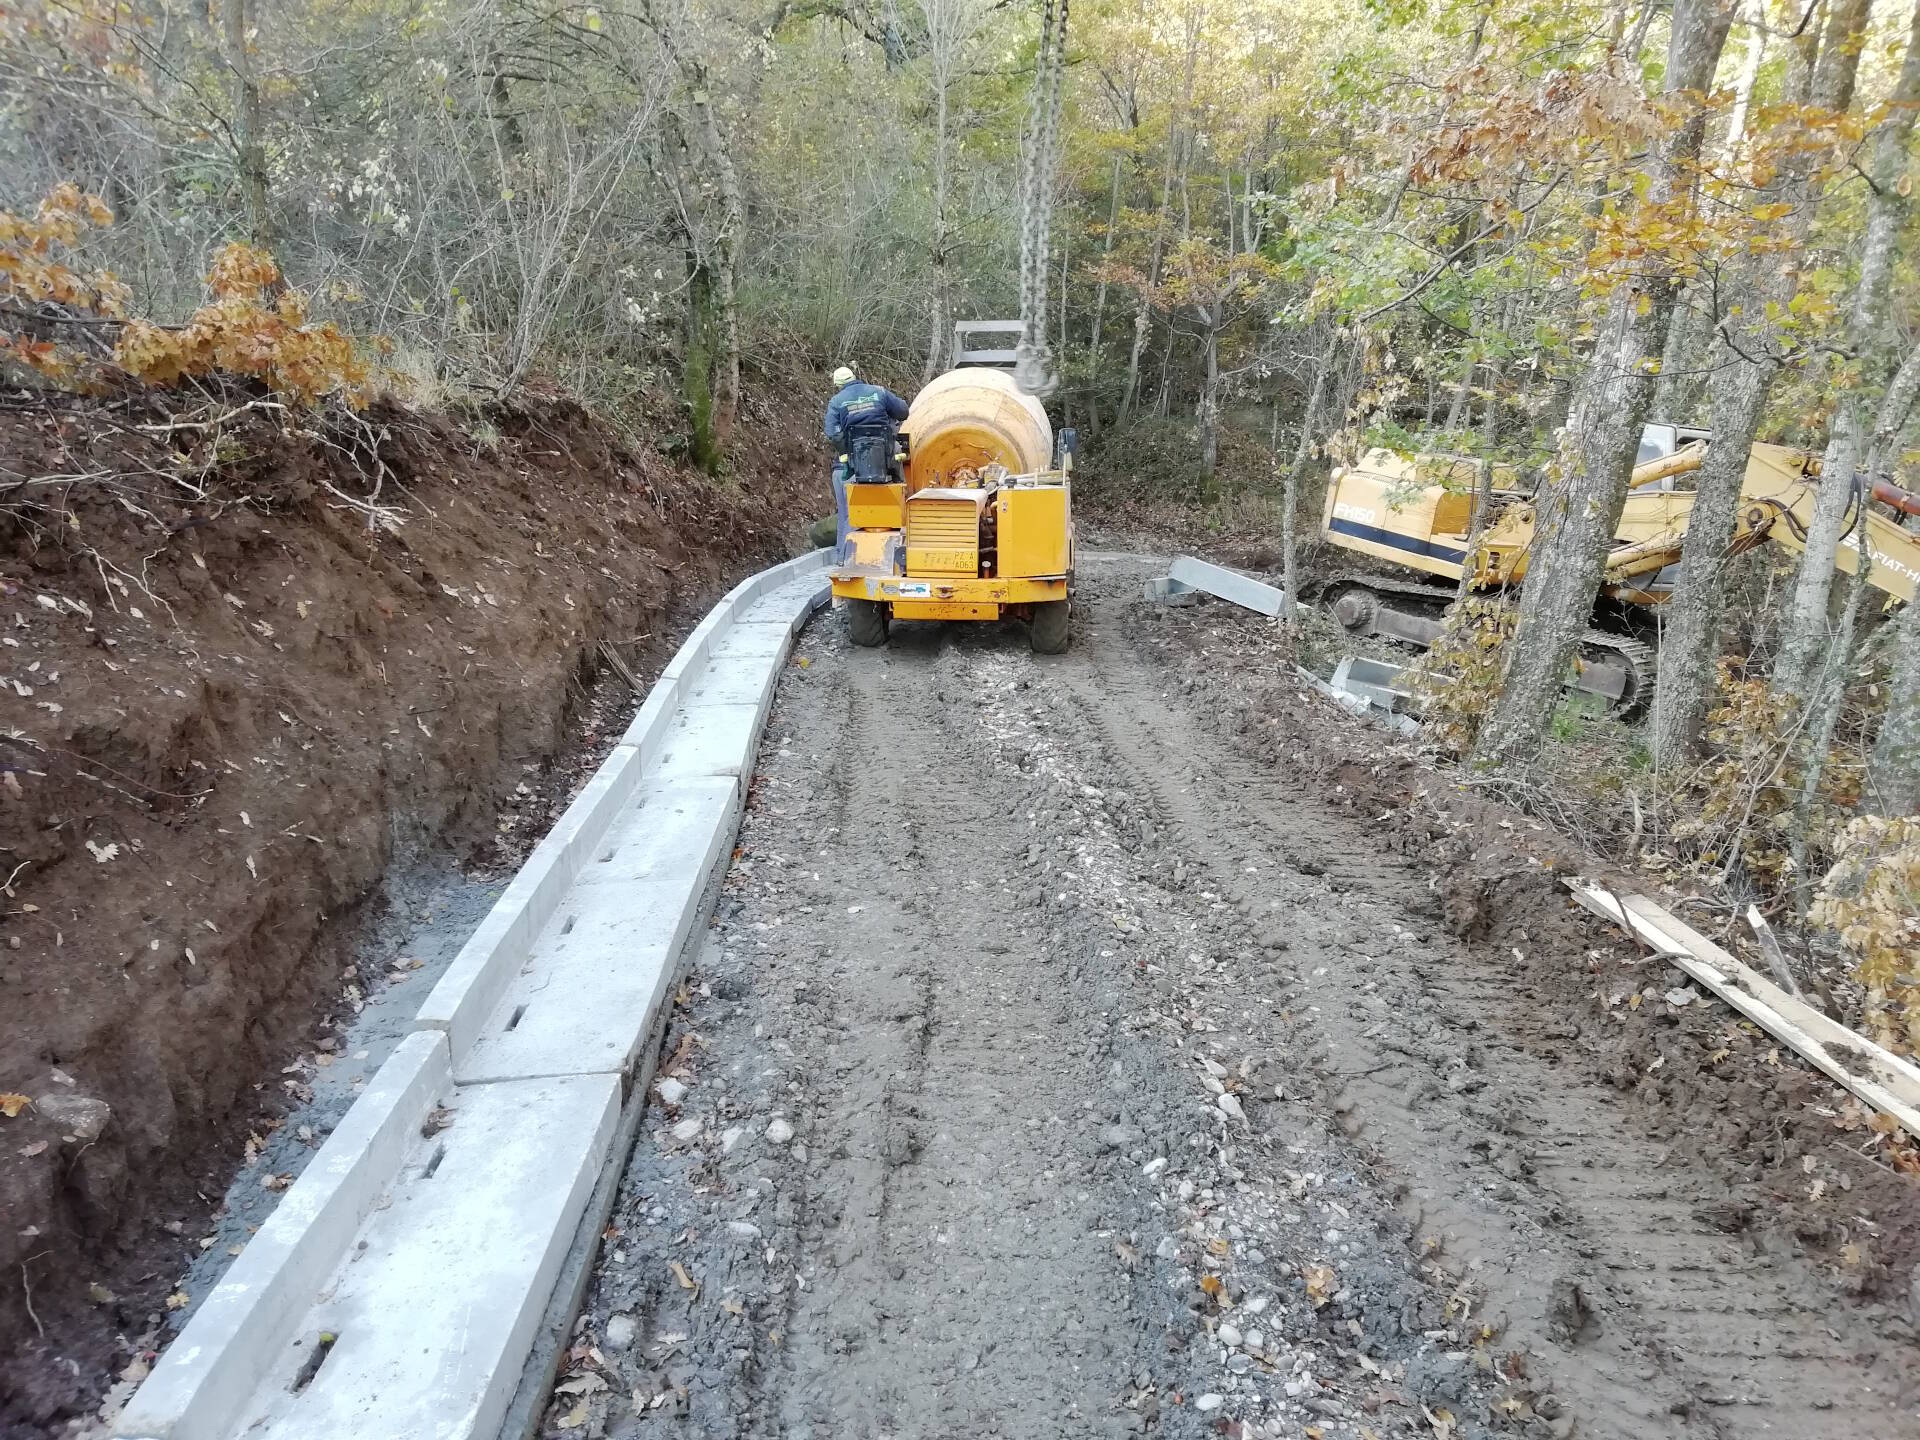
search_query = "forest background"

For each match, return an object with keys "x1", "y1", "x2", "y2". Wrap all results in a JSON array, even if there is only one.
[{"x1": 3, "y1": 0, "x2": 1919, "y2": 1040}]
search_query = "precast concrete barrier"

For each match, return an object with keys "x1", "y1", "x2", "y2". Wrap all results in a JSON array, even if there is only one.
[{"x1": 114, "y1": 550, "x2": 832, "y2": 1440}]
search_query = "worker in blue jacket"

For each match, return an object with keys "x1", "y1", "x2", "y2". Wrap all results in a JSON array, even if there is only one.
[{"x1": 824, "y1": 365, "x2": 908, "y2": 558}]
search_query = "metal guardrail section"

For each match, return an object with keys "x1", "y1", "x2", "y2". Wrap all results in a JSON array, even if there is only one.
[
  {"x1": 1164, "y1": 555, "x2": 1298, "y2": 618},
  {"x1": 1330, "y1": 655, "x2": 1413, "y2": 714},
  {"x1": 114, "y1": 553, "x2": 832, "y2": 1440},
  {"x1": 951, "y1": 319, "x2": 1023, "y2": 367}
]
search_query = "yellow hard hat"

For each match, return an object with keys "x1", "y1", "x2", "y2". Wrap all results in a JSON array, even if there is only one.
[{"x1": 832, "y1": 365, "x2": 856, "y2": 387}]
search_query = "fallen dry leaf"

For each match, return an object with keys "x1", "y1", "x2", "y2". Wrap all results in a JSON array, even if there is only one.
[
  {"x1": 558, "y1": 1402, "x2": 588, "y2": 1429},
  {"x1": 1304, "y1": 1263, "x2": 1336, "y2": 1308},
  {"x1": 1115, "y1": 1239, "x2": 1141, "y2": 1270},
  {"x1": 670, "y1": 1260, "x2": 697, "y2": 1292},
  {"x1": 19, "y1": 1139, "x2": 48, "y2": 1157},
  {"x1": 0, "y1": 1093, "x2": 29, "y2": 1118},
  {"x1": 554, "y1": 1372, "x2": 608, "y2": 1397},
  {"x1": 165, "y1": 1291, "x2": 190, "y2": 1310}
]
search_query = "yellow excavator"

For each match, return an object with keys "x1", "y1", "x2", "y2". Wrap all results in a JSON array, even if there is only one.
[
  {"x1": 1320, "y1": 425, "x2": 1920, "y2": 716},
  {"x1": 832, "y1": 349, "x2": 1075, "y2": 653}
]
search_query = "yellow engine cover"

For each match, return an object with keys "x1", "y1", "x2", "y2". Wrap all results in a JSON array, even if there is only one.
[
  {"x1": 846, "y1": 482, "x2": 905, "y2": 530},
  {"x1": 905, "y1": 490, "x2": 985, "y2": 576},
  {"x1": 995, "y1": 485, "x2": 1071, "y2": 578}
]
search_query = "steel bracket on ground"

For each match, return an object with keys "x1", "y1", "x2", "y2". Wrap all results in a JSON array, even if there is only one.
[{"x1": 1158, "y1": 555, "x2": 1302, "y2": 617}]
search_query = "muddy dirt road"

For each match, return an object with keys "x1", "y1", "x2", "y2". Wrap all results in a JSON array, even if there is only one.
[{"x1": 551, "y1": 555, "x2": 1919, "y2": 1440}]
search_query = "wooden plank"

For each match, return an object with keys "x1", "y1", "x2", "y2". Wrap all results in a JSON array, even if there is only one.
[{"x1": 1568, "y1": 879, "x2": 1920, "y2": 1141}]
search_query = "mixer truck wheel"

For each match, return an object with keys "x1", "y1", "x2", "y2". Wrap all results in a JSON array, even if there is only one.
[
  {"x1": 1030, "y1": 600, "x2": 1070, "y2": 655},
  {"x1": 846, "y1": 599, "x2": 890, "y2": 648}
]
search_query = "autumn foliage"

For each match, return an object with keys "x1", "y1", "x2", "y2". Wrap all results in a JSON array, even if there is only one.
[
  {"x1": 1814, "y1": 817, "x2": 1920, "y2": 1055},
  {"x1": 0, "y1": 183, "x2": 374, "y2": 405}
]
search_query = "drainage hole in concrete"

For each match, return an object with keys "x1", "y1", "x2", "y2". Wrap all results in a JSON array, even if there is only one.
[
  {"x1": 562, "y1": 915, "x2": 578, "y2": 935},
  {"x1": 421, "y1": 1142, "x2": 447, "y2": 1180},
  {"x1": 506, "y1": 1003, "x2": 528, "y2": 1032},
  {"x1": 289, "y1": 1331, "x2": 338, "y2": 1394}
]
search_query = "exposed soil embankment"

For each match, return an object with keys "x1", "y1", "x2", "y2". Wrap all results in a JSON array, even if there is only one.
[{"x1": 0, "y1": 385, "x2": 825, "y2": 1431}]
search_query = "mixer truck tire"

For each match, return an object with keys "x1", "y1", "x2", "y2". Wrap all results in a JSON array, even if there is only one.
[
  {"x1": 1030, "y1": 600, "x2": 1070, "y2": 655},
  {"x1": 846, "y1": 598, "x2": 890, "y2": 648}
]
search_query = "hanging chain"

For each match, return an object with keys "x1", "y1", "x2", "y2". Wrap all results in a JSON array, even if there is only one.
[{"x1": 1015, "y1": 0, "x2": 1068, "y2": 398}]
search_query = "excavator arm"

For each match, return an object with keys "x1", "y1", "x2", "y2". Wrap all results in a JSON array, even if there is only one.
[{"x1": 1599, "y1": 442, "x2": 1919, "y2": 605}]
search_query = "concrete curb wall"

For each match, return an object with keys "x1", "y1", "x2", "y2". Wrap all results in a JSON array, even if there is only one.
[
  {"x1": 113, "y1": 1031, "x2": 449, "y2": 1440},
  {"x1": 116, "y1": 549, "x2": 831, "y2": 1440},
  {"x1": 416, "y1": 549, "x2": 830, "y2": 1067}
]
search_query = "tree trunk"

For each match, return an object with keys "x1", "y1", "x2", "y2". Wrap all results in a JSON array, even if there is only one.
[
  {"x1": 1646, "y1": 0, "x2": 1871, "y2": 766},
  {"x1": 1119, "y1": 147, "x2": 1174, "y2": 425},
  {"x1": 1774, "y1": 0, "x2": 1919, "y2": 702},
  {"x1": 1720, "y1": 0, "x2": 1766, "y2": 160},
  {"x1": 683, "y1": 253, "x2": 721, "y2": 474},
  {"x1": 1870, "y1": 597, "x2": 1920, "y2": 814},
  {"x1": 1456, "y1": 459, "x2": 1494, "y2": 604},
  {"x1": 924, "y1": 73, "x2": 951, "y2": 382},
  {"x1": 1476, "y1": 0, "x2": 1733, "y2": 765},
  {"x1": 1479, "y1": 357, "x2": 1502, "y2": 450},
  {"x1": 1648, "y1": 356, "x2": 1769, "y2": 768},
  {"x1": 1282, "y1": 337, "x2": 1338, "y2": 626},
  {"x1": 1085, "y1": 153, "x2": 1123, "y2": 435},
  {"x1": 1788, "y1": 528, "x2": 1873, "y2": 916},
  {"x1": 1197, "y1": 299, "x2": 1221, "y2": 482},
  {"x1": 1652, "y1": 289, "x2": 1709, "y2": 422},
  {"x1": 1442, "y1": 353, "x2": 1473, "y2": 434},
  {"x1": 220, "y1": 0, "x2": 273, "y2": 248},
  {"x1": 683, "y1": 75, "x2": 742, "y2": 448}
]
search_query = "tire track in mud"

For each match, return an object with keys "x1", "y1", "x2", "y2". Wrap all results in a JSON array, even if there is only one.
[
  {"x1": 1040, "y1": 561, "x2": 1916, "y2": 1440},
  {"x1": 754, "y1": 625, "x2": 1146, "y2": 1439},
  {"x1": 559, "y1": 559, "x2": 1912, "y2": 1440}
]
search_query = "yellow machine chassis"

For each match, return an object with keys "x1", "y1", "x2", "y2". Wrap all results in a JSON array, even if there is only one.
[{"x1": 830, "y1": 573, "x2": 1068, "y2": 621}]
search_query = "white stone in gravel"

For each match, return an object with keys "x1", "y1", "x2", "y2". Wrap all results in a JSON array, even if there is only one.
[
  {"x1": 1216, "y1": 1093, "x2": 1245, "y2": 1122},
  {"x1": 671, "y1": 1118, "x2": 702, "y2": 1142},
  {"x1": 1142, "y1": 1156, "x2": 1169, "y2": 1178},
  {"x1": 604, "y1": 1313, "x2": 638, "y2": 1351},
  {"x1": 766, "y1": 1117, "x2": 795, "y2": 1145},
  {"x1": 722, "y1": 1125, "x2": 745, "y2": 1154},
  {"x1": 1244, "y1": 1329, "x2": 1264, "y2": 1350},
  {"x1": 1245, "y1": 1295, "x2": 1269, "y2": 1314},
  {"x1": 1194, "y1": 1394, "x2": 1224, "y2": 1413},
  {"x1": 655, "y1": 1077, "x2": 689, "y2": 1106},
  {"x1": 1227, "y1": 1352, "x2": 1252, "y2": 1375},
  {"x1": 1217, "y1": 1322, "x2": 1242, "y2": 1348},
  {"x1": 1177, "y1": 1179, "x2": 1195, "y2": 1201},
  {"x1": 1155, "y1": 1235, "x2": 1179, "y2": 1260},
  {"x1": 726, "y1": 1220, "x2": 763, "y2": 1239}
]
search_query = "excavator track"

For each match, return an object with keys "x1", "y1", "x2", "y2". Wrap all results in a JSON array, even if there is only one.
[
  {"x1": 1320, "y1": 572, "x2": 1657, "y2": 720},
  {"x1": 1575, "y1": 629, "x2": 1657, "y2": 722}
]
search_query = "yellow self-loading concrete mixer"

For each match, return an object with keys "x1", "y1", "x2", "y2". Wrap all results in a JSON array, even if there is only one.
[{"x1": 831, "y1": 364, "x2": 1075, "y2": 653}]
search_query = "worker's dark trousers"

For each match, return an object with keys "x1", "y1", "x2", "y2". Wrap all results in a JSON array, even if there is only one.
[{"x1": 830, "y1": 462, "x2": 851, "y2": 560}]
